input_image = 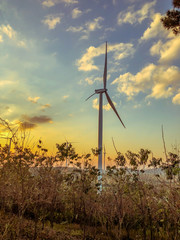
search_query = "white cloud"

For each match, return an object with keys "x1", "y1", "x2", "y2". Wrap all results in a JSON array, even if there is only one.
[
  {"x1": 150, "y1": 40, "x2": 162, "y2": 56},
  {"x1": 0, "y1": 24, "x2": 27, "y2": 48},
  {"x1": 42, "y1": 0, "x2": 78, "y2": 7},
  {"x1": 67, "y1": 17, "x2": 103, "y2": 39},
  {"x1": 112, "y1": 64, "x2": 180, "y2": 101},
  {"x1": 0, "y1": 24, "x2": 16, "y2": 39},
  {"x1": 0, "y1": 35, "x2": 3, "y2": 42},
  {"x1": 117, "y1": 0, "x2": 156, "y2": 25},
  {"x1": 62, "y1": 95, "x2": 69, "y2": 99},
  {"x1": 84, "y1": 74, "x2": 111, "y2": 85},
  {"x1": 66, "y1": 26, "x2": 83, "y2": 32},
  {"x1": 103, "y1": 102, "x2": 114, "y2": 111},
  {"x1": 42, "y1": 0, "x2": 55, "y2": 7},
  {"x1": 62, "y1": 0, "x2": 78, "y2": 4},
  {"x1": 126, "y1": 0, "x2": 142, "y2": 2},
  {"x1": 93, "y1": 98, "x2": 116, "y2": 111},
  {"x1": 77, "y1": 42, "x2": 134, "y2": 72},
  {"x1": 80, "y1": 35, "x2": 89, "y2": 40},
  {"x1": 0, "y1": 80, "x2": 16, "y2": 87},
  {"x1": 17, "y1": 40, "x2": 27, "y2": 48},
  {"x1": 172, "y1": 92, "x2": 180, "y2": 105},
  {"x1": 133, "y1": 103, "x2": 141, "y2": 109},
  {"x1": 28, "y1": 96, "x2": 40, "y2": 103},
  {"x1": 0, "y1": 105, "x2": 16, "y2": 117},
  {"x1": 72, "y1": 8, "x2": 82, "y2": 19},
  {"x1": 95, "y1": 74, "x2": 111, "y2": 82},
  {"x1": 112, "y1": 64, "x2": 156, "y2": 99},
  {"x1": 85, "y1": 77, "x2": 94, "y2": 85},
  {"x1": 158, "y1": 36, "x2": 180, "y2": 63},
  {"x1": 140, "y1": 13, "x2": 174, "y2": 41},
  {"x1": 77, "y1": 45, "x2": 104, "y2": 71},
  {"x1": 150, "y1": 36, "x2": 180, "y2": 63},
  {"x1": 42, "y1": 15, "x2": 61, "y2": 29},
  {"x1": 105, "y1": 27, "x2": 115, "y2": 32},
  {"x1": 148, "y1": 66, "x2": 180, "y2": 99},
  {"x1": 41, "y1": 104, "x2": 51, "y2": 110},
  {"x1": 85, "y1": 17, "x2": 103, "y2": 32}
]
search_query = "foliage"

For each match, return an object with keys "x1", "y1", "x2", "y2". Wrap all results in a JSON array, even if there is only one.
[
  {"x1": 161, "y1": 0, "x2": 180, "y2": 35},
  {"x1": 0, "y1": 121, "x2": 179, "y2": 239}
]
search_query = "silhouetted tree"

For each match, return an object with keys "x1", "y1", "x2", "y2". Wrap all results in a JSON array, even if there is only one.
[{"x1": 161, "y1": 0, "x2": 180, "y2": 35}]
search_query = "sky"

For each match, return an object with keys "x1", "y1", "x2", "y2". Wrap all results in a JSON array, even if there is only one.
[{"x1": 0, "y1": 0, "x2": 179, "y2": 164}]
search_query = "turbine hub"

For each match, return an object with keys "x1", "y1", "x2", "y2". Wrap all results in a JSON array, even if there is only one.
[{"x1": 95, "y1": 88, "x2": 107, "y2": 94}]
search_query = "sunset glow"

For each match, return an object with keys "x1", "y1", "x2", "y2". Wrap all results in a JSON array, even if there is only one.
[{"x1": 0, "y1": 0, "x2": 179, "y2": 162}]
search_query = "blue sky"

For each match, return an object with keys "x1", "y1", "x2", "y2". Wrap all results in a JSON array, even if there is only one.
[{"x1": 0, "y1": 0, "x2": 179, "y2": 161}]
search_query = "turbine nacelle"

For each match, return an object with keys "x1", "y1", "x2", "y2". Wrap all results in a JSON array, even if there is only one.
[{"x1": 95, "y1": 89, "x2": 107, "y2": 94}]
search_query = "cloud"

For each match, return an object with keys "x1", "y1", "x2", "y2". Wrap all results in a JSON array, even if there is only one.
[
  {"x1": 0, "y1": 24, "x2": 16, "y2": 39},
  {"x1": 150, "y1": 36, "x2": 180, "y2": 63},
  {"x1": 112, "y1": 64, "x2": 180, "y2": 101},
  {"x1": 67, "y1": 17, "x2": 103, "y2": 39},
  {"x1": 140, "y1": 13, "x2": 174, "y2": 41},
  {"x1": 19, "y1": 121, "x2": 37, "y2": 130},
  {"x1": 17, "y1": 40, "x2": 27, "y2": 48},
  {"x1": 0, "y1": 105, "x2": 16, "y2": 118},
  {"x1": 42, "y1": 0, "x2": 56, "y2": 7},
  {"x1": 83, "y1": 74, "x2": 111, "y2": 85},
  {"x1": 85, "y1": 78, "x2": 94, "y2": 85},
  {"x1": 41, "y1": 0, "x2": 78, "y2": 7},
  {"x1": 62, "y1": 95, "x2": 69, "y2": 99},
  {"x1": 93, "y1": 98, "x2": 116, "y2": 111},
  {"x1": 0, "y1": 80, "x2": 16, "y2": 87},
  {"x1": 0, "y1": 24, "x2": 27, "y2": 48},
  {"x1": 28, "y1": 96, "x2": 40, "y2": 104},
  {"x1": 0, "y1": 35, "x2": 3, "y2": 42},
  {"x1": 172, "y1": 92, "x2": 180, "y2": 105},
  {"x1": 105, "y1": 27, "x2": 115, "y2": 32},
  {"x1": 103, "y1": 102, "x2": 115, "y2": 111},
  {"x1": 117, "y1": 0, "x2": 156, "y2": 25},
  {"x1": 28, "y1": 97, "x2": 51, "y2": 111},
  {"x1": 72, "y1": 8, "x2": 82, "y2": 19},
  {"x1": 148, "y1": 66, "x2": 180, "y2": 99},
  {"x1": 41, "y1": 104, "x2": 51, "y2": 110},
  {"x1": 42, "y1": 15, "x2": 61, "y2": 29},
  {"x1": 112, "y1": 64, "x2": 156, "y2": 99},
  {"x1": 66, "y1": 26, "x2": 83, "y2": 32},
  {"x1": 77, "y1": 42, "x2": 134, "y2": 71},
  {"x1": 85, "y1": 17, "x2": 103, "y2": 32},
  {"x1": 133, "y1": 103, "x2": 141, "y2": 109},
  {"x1": 22, "y1": 115, "x2": 53, "y2": 124},
  {"x1": 62, "y1": 0, "x2": 78, "y2": 4},
  {"x1": 126, "y1": 0, "x2": 142, "y2": 2},
  {"x1": 150, "y1": 40, "x2": 162, "y2": 56}
]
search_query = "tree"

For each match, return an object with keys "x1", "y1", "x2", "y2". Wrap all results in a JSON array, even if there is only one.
[{"x1": 161, "y1": 0, "x2": 180, "y2": 35}]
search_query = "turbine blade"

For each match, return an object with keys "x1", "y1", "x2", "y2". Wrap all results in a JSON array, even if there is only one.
[
  {"x1": 103, "y1": 42, "x2": 107, "y2": 89},
  {"x1": 85, "y1": 92, "x2": 96, "y2": 101},
  {"x1": 105, "y1": 92, "x2": 126, "y2": 128}
]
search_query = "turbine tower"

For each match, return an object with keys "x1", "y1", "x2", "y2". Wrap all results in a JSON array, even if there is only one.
[{"x1": 86, "y1": 42, "x2": 126, "y2": 171}]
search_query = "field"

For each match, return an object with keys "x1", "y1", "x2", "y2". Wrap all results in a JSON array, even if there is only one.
[{"x1": 0, "y1": 139, "x2": 179, "y2": 240}]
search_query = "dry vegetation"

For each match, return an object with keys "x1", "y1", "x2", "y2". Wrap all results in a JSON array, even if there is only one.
[{"x1": 0, "y1": 119, "x2": 179, "y2": 240}]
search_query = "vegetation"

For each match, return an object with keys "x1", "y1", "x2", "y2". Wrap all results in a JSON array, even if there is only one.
[
  {"x1": 0, "y1": 119, "x2": 180, "y2": 239},
  {"x1": 161, "y1": 0, "x2": 180, "y2": 35}
]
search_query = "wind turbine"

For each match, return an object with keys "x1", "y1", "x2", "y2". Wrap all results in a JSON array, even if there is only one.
[
  {"x1": 86, "y1": 42, "x2": 126, "y2": 171},
  {"x1": 104, "y1": 145, "x2": 106, "y2": 172}
]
